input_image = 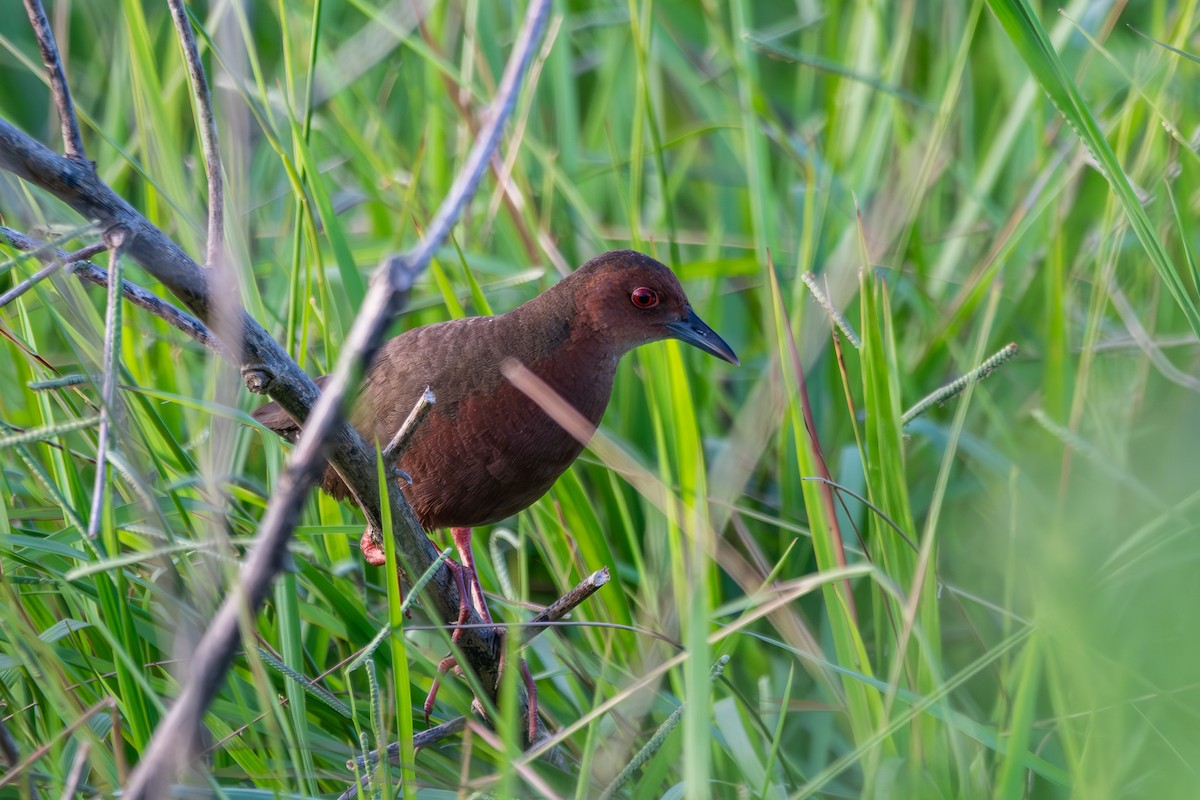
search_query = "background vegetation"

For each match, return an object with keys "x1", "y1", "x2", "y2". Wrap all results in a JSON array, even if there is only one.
[{"x1": 2, "y1": 0, "x2": 1199, "y2": 797}]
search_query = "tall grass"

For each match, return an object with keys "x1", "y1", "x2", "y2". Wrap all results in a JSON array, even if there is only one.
[{"x1": 2, "y1": 0, "x2": 1199, "y2": 797}]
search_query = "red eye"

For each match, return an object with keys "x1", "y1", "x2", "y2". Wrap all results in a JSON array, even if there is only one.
[{"x1": 631, "y1": 287, "x2": 659, "y2": 308}]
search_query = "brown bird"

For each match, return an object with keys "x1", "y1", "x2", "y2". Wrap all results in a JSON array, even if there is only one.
[{"x1": 252, "y1": 249, "x2": 737, "y2": 729}]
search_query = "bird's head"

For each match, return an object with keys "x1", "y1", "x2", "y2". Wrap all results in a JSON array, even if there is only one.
[{"x1": 568, "y1": 250, "x2": 739, "y2": 365}]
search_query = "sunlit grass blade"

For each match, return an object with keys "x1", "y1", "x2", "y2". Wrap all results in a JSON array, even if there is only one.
[{"x1": 983, "y1": 0, "x2": 1200, "y2": 336}]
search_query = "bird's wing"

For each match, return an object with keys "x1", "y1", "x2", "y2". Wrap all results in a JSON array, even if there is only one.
[{"x1": 250, "y1": 374, "x2": 332, "y2": 442}]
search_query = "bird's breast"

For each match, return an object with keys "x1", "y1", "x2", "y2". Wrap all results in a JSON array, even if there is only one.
[{"x1": 394, "y1": 346, "x2": 617, "y2": 530}]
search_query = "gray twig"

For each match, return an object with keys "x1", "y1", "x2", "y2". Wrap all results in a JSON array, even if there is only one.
[
  {"x1": 58, "y1": 740, "x2": 90, "y2": 800},
  {"x1": 85, "y1": 227, "x2": 126, "y2": 540},
  {"x1": 166, "y1": 0, "x2": 223, "y2": 270},
  {"x1": 22, "y1": 0, "x2": 86, "y2": 161},
  {"x1": 0, "y1": 226, "x2": 221, "y2": 354},
  {"x1": 382, "y1": 386, "x2": 435, "y2": 462},
  {"x1": 520, "y1": 568, "x2": 610, "y2": 645},
  {"x1": 344, "y1": 716, "x2": 467, "y2": 772},
  {"x1": 0, "y1": 237, "x2": 106, "y2": 308}
]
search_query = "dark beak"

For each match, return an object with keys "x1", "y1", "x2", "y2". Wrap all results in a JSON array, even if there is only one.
[{"x1": 665, "y1": 306, "x2": 740, "y2": 365}]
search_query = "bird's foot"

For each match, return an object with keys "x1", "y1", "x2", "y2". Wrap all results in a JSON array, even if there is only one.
[
  {"x1": 423, "y1": 654, "x2": 462, "y2": 726},
  {"x1": 359, "y1": 528, "x2": 387, "y2": 566},
  {"x1": 423, "y1": 559, "x2": 473, "y2": 725},
  {"x1": 422, "y1": 561, "x2": 537, "y2": 739}
]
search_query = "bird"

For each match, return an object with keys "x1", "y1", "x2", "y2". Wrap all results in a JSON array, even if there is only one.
[{"x1": 252, "y1": 249, "x2": 738, "y2": 733}]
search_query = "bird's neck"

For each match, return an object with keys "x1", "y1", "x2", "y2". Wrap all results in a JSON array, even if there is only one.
[
  {"x1": 500, "y1": 285, "x2": 621, "y2": 426},
  {"x1": 505, "y1": 277, "x2": 626, "y2": 362}
]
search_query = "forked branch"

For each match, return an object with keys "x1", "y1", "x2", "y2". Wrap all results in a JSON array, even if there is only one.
[{"x1": 0, "y1": 0, "x2": 561, "y2": 796}]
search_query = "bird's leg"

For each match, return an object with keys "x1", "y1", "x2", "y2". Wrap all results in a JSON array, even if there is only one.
[
  {"x1": 432, "y1": 529, "x2": 538, "y2": 740},
  {"x1": 451, "y1": 526, "x2": 492, "y2": 626},
  {"x1": 423, "y1": 558, "x2": 472, "y2": 725},
  {"x1": 521, "y1": 658, "x2": 538, "y2": 742},
  {"x1": 423, "y1": 654, "x2": 460, "y2": 726}
]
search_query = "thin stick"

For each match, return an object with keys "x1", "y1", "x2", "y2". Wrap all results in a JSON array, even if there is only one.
[
  {"x1": 381, "y1": 386, "x2": 436, "y2": 461},
  {"x1": 74, "y1": 260, "x2": 220, "y2": 354},
  {"x1": 344, "y1": 716, "x2": 467, "y2": 771},
  {"x1": 520, "y1": 568, "x2": 610, "y2": 645},
  {"x1": 0, "y1": 239, "x2": 106, "y2": 308},
  {"x1": 22, "y1": 0, "x2": 86, "y2": 161},
  {"x1": 166, "y1": 0, "x2": 224, "y2": 270},
  {"x1": 58, "y1": 740, "x2": 91, "y2": 800},
  {"x1": 0, "y1": 257, "x2": 64, "y2": 308},
  {"x1": 120, "y1": 2, "x2": 553, "y2": 795},
  {"x1": 0, "y1": 226, "x2": 221, "y2": 354}
]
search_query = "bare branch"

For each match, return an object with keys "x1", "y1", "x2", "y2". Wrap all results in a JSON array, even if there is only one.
[
  {"x1": 0, "y1": 253, "x2": 64, "y2": 307},
  {"x1": 0, "y1": 226, "x2": 220, "y2": 354},
  {"x1": 377, "y1": 0, "x2": 551, "y2": 290},
  {"x1": 85, "y1": 226, "x2": 127, "y2": 539},
  {"x1": 118, "y1": 1, "x2": 554, "y2": 796},
  {"x1": 73, "y1": 260, "x2": 221, "y2": 355},
  {"x1": 22, "y1": 0, "x2": 86, "y2": 161},
  {"x1": 0, "y1": 243, "x2": 109, "y2": 307},
  {"x1": 345, "y1": 716, "x2": 467, "y2": 772},
  {"x1": 520, "y1": 568, "x2": 610, "y2": 645},
  {"x1": 382, "y1": 386, "x2": 436, "y2": 462},
  {"x1": 166, "y1": 0, "x2": 224, "y2": 270}
]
